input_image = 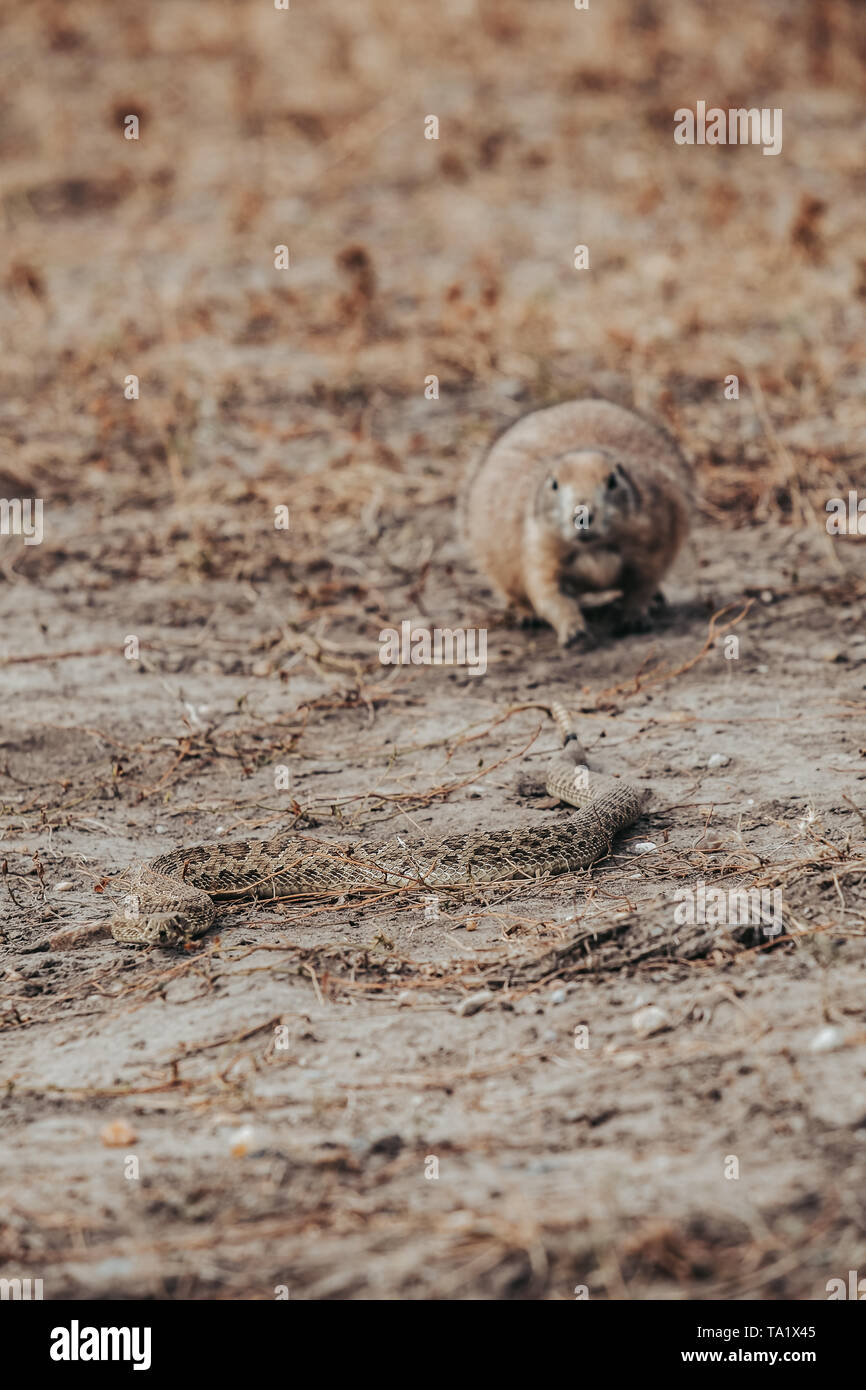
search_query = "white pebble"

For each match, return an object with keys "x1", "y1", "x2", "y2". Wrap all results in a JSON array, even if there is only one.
[
  {"x1": 629, "y1": 841, "x2": 657, "y2": 855},
  {"x1": 54, "y1": 880, "x2": 75, "y2": 892},
  {"x1": 610, "y1": 1050, "x2": 643, "y2": 1069},
  {"x1": 707, "y1": 753, "x2": 731, "y2": 769},
  {"x1": 809, "y1": 1025, "x2": 844, "y2": 1054},
  {"x1": 550, "y1": 988, "x2": 567, "y2": 1005},
  {"x1": 632, "y1": 1004, "x2": 671, "y2": 1037},
  {"x1": 155, "y1": 825, "x2": 168, "y2": 834}
]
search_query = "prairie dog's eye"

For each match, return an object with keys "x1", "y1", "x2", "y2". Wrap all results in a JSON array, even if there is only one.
[
  {"x1": 549, "y1": 477, "x2": 558, "y2": 491},
  {"x1": 606, "y1": 472, "x2": 618, "y2": 491}
]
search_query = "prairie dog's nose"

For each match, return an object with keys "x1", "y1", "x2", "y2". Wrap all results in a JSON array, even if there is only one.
[{"x1": 574, "y1": 506, "x2": 594, "y2": 533}]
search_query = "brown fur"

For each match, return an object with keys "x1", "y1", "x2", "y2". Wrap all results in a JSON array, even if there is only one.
[{"x1": 460, "y1": 399, "x2": 692, "y2": 645}]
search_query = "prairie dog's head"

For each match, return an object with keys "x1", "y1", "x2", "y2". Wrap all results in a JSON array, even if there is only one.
[{"x1": 536, "y1": 449, "x2": 639, "y2": 544}]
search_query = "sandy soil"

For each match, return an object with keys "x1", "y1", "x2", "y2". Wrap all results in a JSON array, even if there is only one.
[{"x1": 1, "y1": 0, "x2": 866, "y2": 1300}]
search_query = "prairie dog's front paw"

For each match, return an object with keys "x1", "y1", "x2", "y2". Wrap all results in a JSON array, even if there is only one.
[
  {"x1": 526, "y1": 586, "x2": 590, "y2": 648},
  {"x1": 556, "y1": 617, "x2": 591, "y2": 648}
]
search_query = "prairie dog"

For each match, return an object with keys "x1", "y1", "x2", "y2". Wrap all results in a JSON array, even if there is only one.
[{"x1": 460, "y1": 399, "x2": 691, "y2": 646}]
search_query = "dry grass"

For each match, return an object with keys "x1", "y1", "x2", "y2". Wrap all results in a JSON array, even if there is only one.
[{"x1": 1, "y1": 0, "x2": 866, "y2": 1302}]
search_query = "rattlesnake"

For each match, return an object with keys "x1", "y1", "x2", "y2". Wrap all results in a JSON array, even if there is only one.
[{"x1": 110, "y1": 704, "x2": 650, "y2": 947}]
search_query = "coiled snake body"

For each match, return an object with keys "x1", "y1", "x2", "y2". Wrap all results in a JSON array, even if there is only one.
[{"x1": 110, "y1": 705, "x2": 650, "y2": 946}]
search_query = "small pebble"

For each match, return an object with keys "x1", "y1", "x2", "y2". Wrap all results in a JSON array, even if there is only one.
[
  {"x1": 456, "y1": 990, "x2": 494, "y2": 1017},
  {"x1": 629, "y1": 841, "x2": 657, "y2": 855},
  {"x1": 610, "y1": 1050, "x2": 643, "y2": 1069},
  {"x1": 54, "y1": 881, "x2": 75, "y2": 893},
  {"x1": 550, "y1": 988, "x2": 567, "y2": 1005},
  {"x1": 809, "y1": 1025, "x2": 844, "y2": 1054},
  {"x1": 100, "y1": 1120, "x2": 138, "y2": 1148},
  {"x1": 229, "y1": 1124, "x2": 257, "y2": 1157},
  {"x1": 632, "y1": 1004, "x2": 671, "y2": 1037},
  {"x1": 707, "y1": 753, "x2": 730, "y2": 769}
]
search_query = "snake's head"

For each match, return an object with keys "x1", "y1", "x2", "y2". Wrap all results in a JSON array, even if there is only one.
[
  {"x1": 108, "y1": 894, "x2": 201, "y2": 947},
  {"x1": 108, "y1": 883, "x2": 214, "y2": 947},
  {"x1": 109, "y1": 914, "x2": 191, "y2": 948}
]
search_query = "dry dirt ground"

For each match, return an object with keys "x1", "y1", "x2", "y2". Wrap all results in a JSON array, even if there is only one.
[{"x1": 1, "y1": 0, "x2": 866, "y2": 1301}]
